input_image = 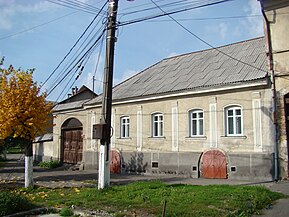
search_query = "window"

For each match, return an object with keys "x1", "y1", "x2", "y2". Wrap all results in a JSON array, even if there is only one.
[
  {"x1": 120, "y1": 116, "x2": 130, "y2": 138},
  {"x1": 225, "y1": 106, "x2": 243, "y2": 136},
  {"x1": 152, "y1": 113, "x2": 164, "y2": 137},
  {"x1": 189, "y1": 110, "x2": 204, "y2": 136}
]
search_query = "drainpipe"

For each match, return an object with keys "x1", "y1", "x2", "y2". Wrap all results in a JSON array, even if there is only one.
[{"x1": 261, "y1": 3, "x2": 279, "y2": 181}]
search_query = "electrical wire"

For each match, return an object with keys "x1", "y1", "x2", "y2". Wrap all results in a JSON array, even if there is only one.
[
  {"x1": 146, "y1": 14, "x2": 263, "y2": 22},
  {"x1": 48, "y1": 20, "x2": 106, "y2": 92},
  {"x1": 45, "y1": 0, "x2": 107, "y2": 16},
  {"x1": 119, "y1": 0, "x2": 198, "y2": 16},
  {"x1": 150, "y1": 0, "x2": 268, "y2": 73},
  {"x1": 117, "y1": 0, "x2": 234, "y2": 27},
  {"x1": 41, "y1": 1, "x2": 108, "y2": 89},
  {"x1": 57, "y1": 32, "x2": 106, "y2": 101},
  {"x1": 0, "y1": 11, "x2": 77, "y2": 41},
  {"x1": 92, "y1": 32, "x2": 105, "y2": 93},
  {"x1": 47, "y1": 29, "x2": 106, "y2": 97},
  {"x1": 120, "y1": 0, "x2": 234, "y2": 19}
]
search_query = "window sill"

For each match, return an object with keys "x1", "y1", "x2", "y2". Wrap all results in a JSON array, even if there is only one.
[
  {"x1": 220, "y1": 135, "x2": 247, "y2": 139},
  {"x1": 118, "y1": 137, "x2": 132, "y2": 140},
  {"x1": 185, "y1": 136, "x2": 207, "y2": 140},
  {"x1": 148, "y1": 136, "x2": 166, "y2": 139}
]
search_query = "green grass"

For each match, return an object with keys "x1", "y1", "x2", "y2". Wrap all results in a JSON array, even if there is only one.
[
  {"x1": 59, "y1": 207, "x2": 74, "y2": 216},
  {"x1": 13, "y1": 181, "x2": 284, "y2": 217},
  {"x1": 7, "y1": 146, "x2": 24, "y2": 154},
  {"x1": 38, "y1": 159, "x2": 60, "y2": 169}
]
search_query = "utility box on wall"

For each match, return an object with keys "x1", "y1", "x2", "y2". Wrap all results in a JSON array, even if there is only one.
[
  {"x1": 92, "y1": 124, "x2": 104, "y2": 139},
  {"x1": 92, "y1": 124, "x2": 108, "y2": 140}
]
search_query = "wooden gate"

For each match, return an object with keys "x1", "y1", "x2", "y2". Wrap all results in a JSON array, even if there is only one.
[
  {"x1": 201, "y1": 150, "x2": 227, "y2": 179},
  {"x1": 110, "y1": 150, "x2": 121, "y2": 174},
  {"x1": 63, "y1": 129, "x2": 83, "y2": 164}
]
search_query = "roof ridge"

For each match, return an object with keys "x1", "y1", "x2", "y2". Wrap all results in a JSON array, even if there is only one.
[{"x1": 162, "y1": 36, "x2": 265, "y2": 61}]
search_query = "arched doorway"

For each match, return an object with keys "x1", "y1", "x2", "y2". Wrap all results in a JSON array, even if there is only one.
[
  {"x1": 201, "y1": 149, "x2": 227, "y2": 179},
  {"x1": 61, "y1": 118, "x2": 83, "y2": 164},
  {"x1": 110, "y1": 149, "x2": 121, "y2": 174}
]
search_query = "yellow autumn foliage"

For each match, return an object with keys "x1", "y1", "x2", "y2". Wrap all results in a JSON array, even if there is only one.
[{"x1": 0, "y1": 65, "x2": 52, "y2": 141}]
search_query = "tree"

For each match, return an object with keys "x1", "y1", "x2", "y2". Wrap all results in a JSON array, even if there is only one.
[{"x1": 0, "y1": 62, "x2": 52, "y2": 187}]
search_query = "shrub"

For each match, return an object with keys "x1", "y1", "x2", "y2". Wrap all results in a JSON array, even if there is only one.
[
  {"x1": 59, "y1": 207, "x2": 74, "y2": 216},
  {"x1": 38, "y1": 159, "x2": 60, "y2": 169},
  {"x1": 0, "y1": 191, "x2": 35, "y2": 216}
]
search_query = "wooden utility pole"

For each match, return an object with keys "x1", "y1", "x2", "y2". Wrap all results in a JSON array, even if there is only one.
[{"x1": 98, "y1": 0, "x2": 119, "y2": 189}]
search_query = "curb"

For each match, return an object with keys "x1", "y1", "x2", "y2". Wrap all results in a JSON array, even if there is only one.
[{"x1": 4, "y1": 207, "x2": 56, "y2": 217}]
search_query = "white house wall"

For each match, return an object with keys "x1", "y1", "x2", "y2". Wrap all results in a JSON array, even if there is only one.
[{"x1": 83, "y1": 85, "x2": 274, "y2": 180}]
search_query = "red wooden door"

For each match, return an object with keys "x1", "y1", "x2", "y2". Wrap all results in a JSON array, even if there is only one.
[
  {"x1": 63, "y1": 129, "x2": 83, "y2": 164},
  {"x1": 202, "y1": 150, "x2": 227, "y2": 179},
  {"x1": 77, "y1": 130, "x2": 83, "y2": 163},
  {"x1": 63, "y1": 131, "x2": 72, "y2": 163},
  {"x1": 110, "y1": 150, "x2": 121, "y2": 174}
]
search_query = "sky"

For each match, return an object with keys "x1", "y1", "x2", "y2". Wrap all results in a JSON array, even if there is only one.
[{"x1": 0, "y1": 0, "x2": 264, "y2": 101}]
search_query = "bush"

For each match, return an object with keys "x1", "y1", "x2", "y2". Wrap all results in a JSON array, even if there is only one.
[
  {"x1": 59, "y1": 207, "x2": 74, "y2": 216},
  {"x1": 38, "y1": 159, "x2": 60, "y2": 169},
  {"x1": 0, "y1": 191, "x2": 35, "y2": 216}
]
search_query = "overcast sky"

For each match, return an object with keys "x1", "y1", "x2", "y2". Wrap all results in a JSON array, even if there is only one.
[{"x1": 0, "y1": 0, "x2": 264, "y2": 101}]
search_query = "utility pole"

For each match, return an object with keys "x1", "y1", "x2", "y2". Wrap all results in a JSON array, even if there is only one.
[{"x1": 98, "y1": 0, "x2": 119, "y2": 189}]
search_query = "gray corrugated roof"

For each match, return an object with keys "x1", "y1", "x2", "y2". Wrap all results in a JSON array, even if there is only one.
[
  {"x1": 87, "y1": 37, "x2": 268, "y2": 105},
  {"x1": 53, "y1": 99, "x2": 90, "y2": 112},
  {"x1": 34, "y1": 133, "x2": 53, "y2": 142}
]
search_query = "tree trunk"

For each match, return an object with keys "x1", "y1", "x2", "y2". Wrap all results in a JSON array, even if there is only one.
[{"x1": 25, "y1": 141, "x2": 33, "y2": 188}]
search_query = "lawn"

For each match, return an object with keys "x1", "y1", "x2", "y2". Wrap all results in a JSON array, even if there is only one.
[{"x1": 9, "y1": 181, "x2": 284, "y2": 217}]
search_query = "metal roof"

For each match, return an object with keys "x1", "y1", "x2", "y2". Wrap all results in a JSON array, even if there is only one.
[
  {"x1": 34, "y1": 133, "x2": 53, "y2": 142},
  {"x1": 87, "y1": 37, "x2": 269, "y2": 105},
  {"x1": 53, "y1": 99, "x2": 91, "y2": 112}
]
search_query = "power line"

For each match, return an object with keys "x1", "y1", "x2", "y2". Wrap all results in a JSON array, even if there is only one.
[
  {"x1": 57, "y1": 32, "x2": 106, "y2": 101},
  {"x1": 47, "y1": 29, "x2": 106, "y2": 97},
  {"x1": 146, "y1": 14, "x2": 263, "y2": 22},
  {"x1": 119, "y1": 0, "x2": 200, "y2": 16},
  {"x1": 45, "y1": 0, "x2": 107, "y2": 16},
  {"x1": 41, "y1": 1, "x2": 108, "y2": 89},
  {"x1": 48, "y1": 20, "x2": 106, "y2": 92},
  {"x1": 150, "y1": 0, "x2": 268, "y2": 73},
  {"x1": 117, "y1": 0, "x2": 234, "y2": 27},
  {"x1": 0, "y1": 11, "x2": 77, "y2": 41}
]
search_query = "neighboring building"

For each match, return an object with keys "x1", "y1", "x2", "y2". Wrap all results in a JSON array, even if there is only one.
[
  {"x1": 259, "y1": 0, "x2": 289, "y2": 178},
  {"x1": 33, "y1": 85, "x2": 97, "y2": 164}
]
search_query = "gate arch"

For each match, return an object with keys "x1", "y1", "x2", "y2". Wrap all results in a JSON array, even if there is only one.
[
  {"x1": 201, "y1": 149, "x2": 227, "y2": 179},
  {"x1": 61, "y1": 118, "x2": 83, "y2": 164}
]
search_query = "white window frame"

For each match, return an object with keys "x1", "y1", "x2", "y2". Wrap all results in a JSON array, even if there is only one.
[
  {"x1": 120, "y1": 116, "x2": 130, "y2": 138},
  {"x1": 225, "y1": 106, "x2": 243, "y2": 136},
  {"x1": 189, "y1": 109, "x2": 204, "y2": 137},
  {"x1": 152, "y1": 113, "x2": 164, "y2": 137}
]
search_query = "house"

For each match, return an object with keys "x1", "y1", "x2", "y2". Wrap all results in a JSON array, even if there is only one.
[
  {"x1": 39, "y1": 37, "x2": 278, "y2": 181},
  {"x1": 35, "y1": 1, "x2": 289, "y2": 181}
]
